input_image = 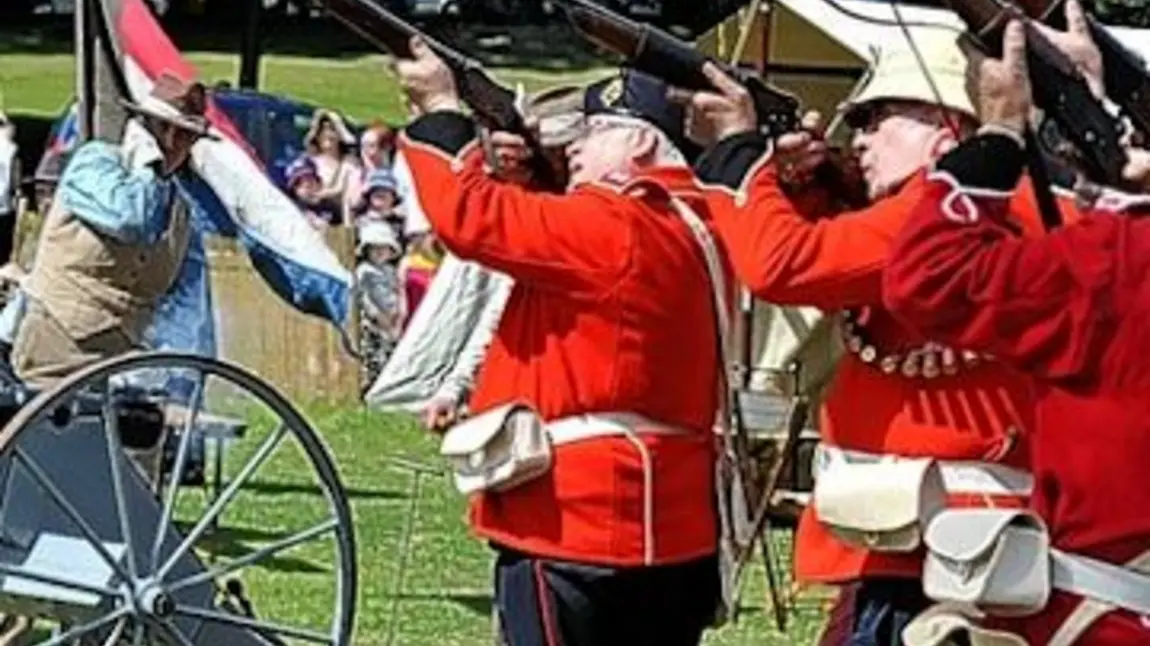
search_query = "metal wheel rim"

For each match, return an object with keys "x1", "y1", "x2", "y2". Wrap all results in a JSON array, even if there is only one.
[{"x1": 0, "y1": 350, "x2": 358, "y2": 646}]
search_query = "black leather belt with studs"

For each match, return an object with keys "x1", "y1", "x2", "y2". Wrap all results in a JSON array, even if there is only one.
[{"x1": 840, "y1": 309, "x2": 990, "y2": 379}]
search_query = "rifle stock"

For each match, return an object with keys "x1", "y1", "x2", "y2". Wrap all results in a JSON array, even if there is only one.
[
  {"x1": 943, "y1": 0, "x2": 1129, "y2": 186},
  {"x1": 1019, "y1": 0, "x2": 1150, "y2": 140},
  {"x1": 313, "y1": 0, "x2": 561, "y2": 189}
]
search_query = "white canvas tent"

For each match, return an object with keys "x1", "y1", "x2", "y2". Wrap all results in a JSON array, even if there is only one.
[
  {"x1": 700, "y1": 0, "x2": 1150, "y2": 124},
  {"x1": 776, "y1": 0, "x2": 1150, "y2": 64}
]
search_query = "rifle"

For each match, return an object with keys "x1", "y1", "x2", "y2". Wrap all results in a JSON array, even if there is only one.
[
  {"x1": 1017, "y1": 0, "x2": 1150, "y2": 141},
  {"x1": 943, "y1": 0, "x2": 1130, "y2": 188},
  {"x1": 311, "y1": 0, "x2": 561, "y2": 190},
  {"x1": 555, "y1": 0, "x2": 800, "y2": 136},
  {"x1": 553, "y1": 0, "x2": 868, "y2": 208}
]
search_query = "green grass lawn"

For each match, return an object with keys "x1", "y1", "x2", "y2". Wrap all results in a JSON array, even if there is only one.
[
  {"x1": 175, "y1": 402, "x2": 833, "y2": 646},
  {"x1": 0, "y1": 49, "x2": 614, "y2": 124}
]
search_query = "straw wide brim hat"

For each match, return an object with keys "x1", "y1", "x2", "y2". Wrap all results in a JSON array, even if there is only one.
[
  {"x1": 119, "y1": 71, "x2": 217, "y2": 139},
  {"x1": 838, "y1": 29, "x2": 977, "y2": 121},
  {"x1": 305, "y1": 109, "x2": 356, "y2": 149}
]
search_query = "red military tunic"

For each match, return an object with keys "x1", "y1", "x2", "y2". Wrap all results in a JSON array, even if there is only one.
[
  {"x1": 398, "y1": 111, "x2": 727, "y2": 567},
  {"x1": 883, "y1": 133, "x2": 1150, "y2": 645},
  {"x1": 696, "y1": 135, "x2": 1080, "y2": 584}
]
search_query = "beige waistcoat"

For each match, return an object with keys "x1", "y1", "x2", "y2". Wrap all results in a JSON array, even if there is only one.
[{"x1": 25, "y1": 187, "x2": 190, "y2": 345}]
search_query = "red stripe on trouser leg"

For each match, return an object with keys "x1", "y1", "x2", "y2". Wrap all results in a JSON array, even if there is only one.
[{"x1": 533, "y1": 561, "x2": 562, "y2": 646}]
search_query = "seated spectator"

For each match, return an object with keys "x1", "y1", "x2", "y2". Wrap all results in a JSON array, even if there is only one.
[
  {"x1": 286, "y1": 156, "x2": 340, "y2": 230},
  {"x1": 398, "y1": 227, "x2": 444, "y2": 331},
  {"x1": 355, "y1": 221, "x2": 404, "y2": 389},
  {"x1": 303, "y1": 108, "x2": 358, "y2": 221},
  {"x1": 354, "y1": 168, "x2": 404, "y2": 235}
]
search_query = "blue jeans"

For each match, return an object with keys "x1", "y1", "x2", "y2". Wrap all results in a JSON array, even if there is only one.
[{"x1": 846, "y1": 578, "x2": 931, "y2": 646}]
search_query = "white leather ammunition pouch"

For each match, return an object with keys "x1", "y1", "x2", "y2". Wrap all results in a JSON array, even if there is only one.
[
  {"x1": 923, "y1": 509, "x2": 1051, "y2": 616},
  {"x1": 440, "y1": 406, "x2": 687, "y2": 498},
  {"x1": 439, "y1": 402, "x2": 551, "y2": 496},
  {"x1": 812, "y1": 445, "x2": 948, "y2": 552},
  {"x1": 923, "y1": 507, "x2": 1150, "y2": 627},
  {"x1": 812, "y1": 444, "x2": 1034, "y2": 553}
]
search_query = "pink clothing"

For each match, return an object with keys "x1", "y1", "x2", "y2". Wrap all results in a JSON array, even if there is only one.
[{"x1": 398, "y1": 261, "x2": 436, "y2": 330}]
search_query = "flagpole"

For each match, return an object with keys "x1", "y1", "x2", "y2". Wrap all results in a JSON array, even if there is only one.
[{"x1": 76, "y1": 0, "x2": 96, "y2": 141}]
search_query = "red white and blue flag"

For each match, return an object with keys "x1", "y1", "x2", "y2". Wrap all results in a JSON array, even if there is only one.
[{"x1": 76, "y1": 0, "x2": 353, "y2": 356}]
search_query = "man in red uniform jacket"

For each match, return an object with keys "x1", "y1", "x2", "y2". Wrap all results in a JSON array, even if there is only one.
[
  {"x1": 676, "y1": 30, "x2": 1076, "y2": 645},
  {"x1": 394, "y1": 38, "x2": 729, "y2": 645},
  {"x1": 883, "y1": 16, "x2": 1150, "y2": 646}
]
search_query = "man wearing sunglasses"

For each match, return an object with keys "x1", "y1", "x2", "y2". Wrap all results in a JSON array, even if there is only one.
[
  {"x1": 677, "y1": 30, "x2": 1086, "y2": 646},
  {"x1": 394, "y1": 37, "x2": 728, "y2": 646}
]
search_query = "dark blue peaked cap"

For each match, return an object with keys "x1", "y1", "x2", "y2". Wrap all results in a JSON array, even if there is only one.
[{"x1": 583, "y1": 68, "x2": 700, "y2": 161}]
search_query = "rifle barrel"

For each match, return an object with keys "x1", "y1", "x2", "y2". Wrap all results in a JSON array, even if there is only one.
[
  {"x1": 559, "y1": 0, "x2": 645, "y2": 59},
  {"x1": 316, "y1": 0, "x2": 472, "y2": 68}
]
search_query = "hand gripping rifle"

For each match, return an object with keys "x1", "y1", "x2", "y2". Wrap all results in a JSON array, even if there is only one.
[
  {"x1": 942, "y1": 0, "x2": 1130, "y2": 191},
  {"x1": 313, "y1": 0, "x2": 562, "y2": 190},
  {"x1": 1017, "y1": 0, "x2": 1150, "y2": 142},
  {"x1": 553, "y1": 0, "x2": 868, "y2": 208}
]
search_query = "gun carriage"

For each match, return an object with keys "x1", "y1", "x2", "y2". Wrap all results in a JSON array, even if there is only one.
[{"x1": 0, "y1": 351, "x2": 357, "y2": 646}]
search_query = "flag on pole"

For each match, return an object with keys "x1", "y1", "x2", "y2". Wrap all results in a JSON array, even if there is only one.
[{"x1": 75, "y1": 0, "x2": 353, "y2": 361}]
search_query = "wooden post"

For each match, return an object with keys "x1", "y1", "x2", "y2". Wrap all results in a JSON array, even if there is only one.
[
  {"x1": 238, "y1": 0, "x2": 264, "y2": 89},
  {"x1": 207, "y1": 228, "x2": 360, "y2": 404}
]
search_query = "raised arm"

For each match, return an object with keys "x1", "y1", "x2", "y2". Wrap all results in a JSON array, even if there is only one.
[
  {"x1": 397, "y1": 112, "x2": 633, "y2": 298},
  {"x1": 699, "y1": 135, "x2": 916, "y2": 310},
  {"x1": 55, "y1": 138, "x2": 174, "y2": 245}
]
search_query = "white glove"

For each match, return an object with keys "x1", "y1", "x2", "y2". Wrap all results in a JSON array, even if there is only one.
[{"x1": 120, "y1": 119, "x2": 165, "y2": 172}]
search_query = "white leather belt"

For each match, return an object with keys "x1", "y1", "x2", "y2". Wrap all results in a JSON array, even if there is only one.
[
  {"x1": 548, "y1": 412, "x2": 690, "y2": 445},
  {"x1": 1050, "y1": 549, "x2": 1150, "y2": 646},
  {"x1": 1051, "y1": 548, "x2": 1150, "y2": 617},
  {"x1": 813, "y1": 443, "x2": 1034, "y2": 498},
  {"x1": 545, "y1": 412, "x2": 692, "y2": 566}
]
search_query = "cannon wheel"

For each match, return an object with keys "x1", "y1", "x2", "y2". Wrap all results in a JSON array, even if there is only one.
[{"x1": 0, "y1": 351, "x2": 357, "y2": 646}]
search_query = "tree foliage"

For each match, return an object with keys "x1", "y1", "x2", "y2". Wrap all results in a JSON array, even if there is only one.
[{"x1": 1093, "y1": 0, "x2": 1150, "y2": 27}]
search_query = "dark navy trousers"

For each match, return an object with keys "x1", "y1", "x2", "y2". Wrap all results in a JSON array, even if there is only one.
[
  {"x1": 845, "y1": 578, "x2": 934, "y2": 646},
  {"x1": 492, "y1": 546, "x2": 719, "y2": 646}
]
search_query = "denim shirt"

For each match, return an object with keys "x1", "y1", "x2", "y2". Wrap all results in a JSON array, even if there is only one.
[{"x1": 55, "y1": 141, "x2": 177, "y2": 245}]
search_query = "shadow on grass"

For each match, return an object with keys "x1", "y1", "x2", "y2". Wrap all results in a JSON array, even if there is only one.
[
  {"x1": 172, "y1": 521, "x2": 331, "y2": 575},
  {"x1": 393, "y1": 591, "x2": 493, "y2": 617},
  {"x1": 243, "y1": 479, "x2": 406, "y2": 501}
]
